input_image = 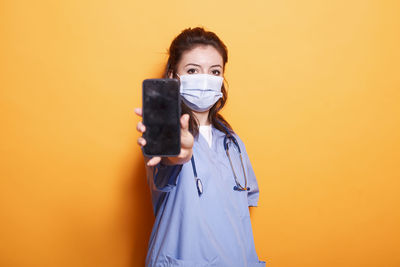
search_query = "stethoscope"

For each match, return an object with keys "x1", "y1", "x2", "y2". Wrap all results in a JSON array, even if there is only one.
[{"x1": 190, "y1": 123, "x2": 250, "y2": 196}]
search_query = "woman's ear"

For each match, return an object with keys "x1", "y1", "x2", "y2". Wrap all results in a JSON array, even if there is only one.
[{"x1": 167, "y1": 70, "x2": 174, "y2": 79}]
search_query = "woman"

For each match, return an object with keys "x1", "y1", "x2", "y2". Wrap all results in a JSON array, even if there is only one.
[{"x1": 135, "y1": 27, "x2": 265, "y2": 267}]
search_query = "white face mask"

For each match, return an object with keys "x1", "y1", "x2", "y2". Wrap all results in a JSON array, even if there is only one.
[{"x1": 179, "y1": 74, "x2": 224, "y2": 112}]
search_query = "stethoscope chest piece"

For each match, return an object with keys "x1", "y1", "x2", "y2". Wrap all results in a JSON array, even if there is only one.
[{"x1": 233, "y1": 185, "x2": 250, "y2": 191}]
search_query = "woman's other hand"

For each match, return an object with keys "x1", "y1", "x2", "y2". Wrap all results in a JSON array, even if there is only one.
[{"x1": 134, "y1": 108, "x2": 194, "y2": 167}]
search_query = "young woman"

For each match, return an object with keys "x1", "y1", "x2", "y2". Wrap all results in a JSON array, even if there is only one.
[{"x1": 135, "y1": 27, "x2": 265, "y2": 267}]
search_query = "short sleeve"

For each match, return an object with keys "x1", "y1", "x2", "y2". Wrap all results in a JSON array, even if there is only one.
[
  {"x1": 244, "y1": 154, "x2": 260, "y2": 207},
  {"x1": 146, "y1": 162, "x2": 183, "y2": 192},
  {"x1": 146, "y1": 162, "x2": 183, "y2": 215}
]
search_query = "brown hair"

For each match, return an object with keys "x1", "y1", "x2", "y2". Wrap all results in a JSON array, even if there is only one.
[{"x1": 164, "y1": 27, "x2": 233, "y2": 136}]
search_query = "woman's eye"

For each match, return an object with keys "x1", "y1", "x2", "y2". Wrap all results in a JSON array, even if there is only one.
[
  {"x1": 187, "y1": 68, "x2": 197, "y2": 74},
  {"x1": 212, "y1": 70, "x2": 221, "y2": 76}
]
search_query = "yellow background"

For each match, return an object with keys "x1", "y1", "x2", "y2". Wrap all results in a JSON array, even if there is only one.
[{"x1": 1, "y1": 0, "x2": 400, "y2": 266}]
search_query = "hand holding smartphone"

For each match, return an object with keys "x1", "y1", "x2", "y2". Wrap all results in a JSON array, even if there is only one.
[{"x1": 142, "y1": 79, "x2": 181, "y2": 156}]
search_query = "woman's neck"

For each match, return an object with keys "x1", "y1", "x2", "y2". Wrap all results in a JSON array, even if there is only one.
[{"x1": 193, "y1": 110, "x2": 210, "y2": 126}]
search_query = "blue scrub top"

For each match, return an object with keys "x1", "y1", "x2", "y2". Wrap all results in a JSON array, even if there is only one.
[{"x1": 145, "y1": 126, "x2": 265, "y2": 267}]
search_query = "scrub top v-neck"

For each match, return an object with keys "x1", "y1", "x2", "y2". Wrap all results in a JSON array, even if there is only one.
[{"x1": 145, "y1": 126, "x2": 265, "y2": 267}]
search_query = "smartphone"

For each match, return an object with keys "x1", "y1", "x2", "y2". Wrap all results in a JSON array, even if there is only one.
[{"x1": 142, "y1": 79, "x2": 181, "y2": 156}]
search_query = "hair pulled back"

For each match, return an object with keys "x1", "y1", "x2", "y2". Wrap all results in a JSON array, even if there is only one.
[{"x1": 164, "y1": 27, "x2": 232, "y2": 136}]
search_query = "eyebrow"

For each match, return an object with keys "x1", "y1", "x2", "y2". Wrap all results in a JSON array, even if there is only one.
[{"x1": 184, "y1": 63, "x2": 222, "y2": 68}]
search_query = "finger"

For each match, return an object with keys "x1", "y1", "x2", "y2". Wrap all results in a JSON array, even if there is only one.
[
  {"x1": 134, "y1": 107, "x2": 142, "y2": 117},
  {"x1": 136, "y1": 121, "x2": 146, "y2": 133},
  {"x1": 137, "y1": 137, "x2": 146, "y2": 147},
  {"x1": 181, "y1": 134, "x2": 194, "y2": 150},
  {"x1": 181, "y1": 128, "x2": 194, "y2": 150},
  {"x1": 180, "y1": 114, "x2": 190, "y2": 132},
  {"x1": 147, "y1": 156, "x2": 161, "y2": 167}
]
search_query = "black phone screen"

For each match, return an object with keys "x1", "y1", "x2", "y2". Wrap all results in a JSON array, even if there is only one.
[{"x1": 142, "y1": 79, "x2": 181, "y2": 156}]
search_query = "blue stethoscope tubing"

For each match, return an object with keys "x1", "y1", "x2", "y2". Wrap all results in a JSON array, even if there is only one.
[{"x1": 190, "y1": 123, "x2": 250, "y2": 196}]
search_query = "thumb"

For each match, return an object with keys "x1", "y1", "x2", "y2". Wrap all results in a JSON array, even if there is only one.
[{"x1": 180, "y1": 114, "x2": 190, "y2": 132}]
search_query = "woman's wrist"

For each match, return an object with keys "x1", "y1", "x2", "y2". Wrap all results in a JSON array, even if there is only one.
[{"x1": 162, "y1": 149, "x2": 192, "y2": 166}]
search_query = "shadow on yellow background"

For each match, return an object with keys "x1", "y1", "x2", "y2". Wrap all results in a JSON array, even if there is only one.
[{"x1": 1, "y1": 0, "x2": 400, "y2": 266}]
